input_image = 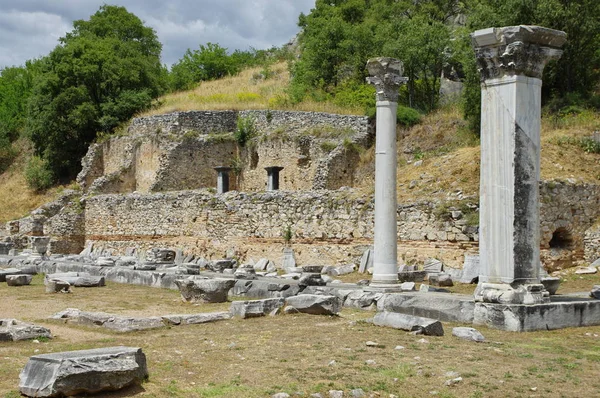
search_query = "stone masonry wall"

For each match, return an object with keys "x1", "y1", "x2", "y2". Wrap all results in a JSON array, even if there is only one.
[
  {"x1": 71, "y1": 180, "x2": 600, "y2": 269},
  {"x1": 77, "y1": 110, "x2": 372, "y2": 195},
  {"x1": 82, "y1": 189, "x2": 476, "y2": 268}
]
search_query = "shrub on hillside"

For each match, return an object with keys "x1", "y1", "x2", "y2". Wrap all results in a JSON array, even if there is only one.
[
  {"x1": 367, "y1": 105, "x2": 421, "y2": 128},
  {"x1": 25, "y1": 156, "x2": 54, "y2": 191}
]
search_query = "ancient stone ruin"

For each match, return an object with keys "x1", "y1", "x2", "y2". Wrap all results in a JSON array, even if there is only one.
[{"x1": 0, "y1": 26, "x2": 598, "y2": 361}]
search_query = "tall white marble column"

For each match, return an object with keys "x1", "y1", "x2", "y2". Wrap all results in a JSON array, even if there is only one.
[
  {"x1": 472, "y1": 26, "x2": 566, "y2": 304},
  {"x1": 366, "y1": 57, "x2": 408, "y2": 289}
]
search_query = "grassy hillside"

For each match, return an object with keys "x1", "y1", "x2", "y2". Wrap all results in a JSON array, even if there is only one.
[
  {"x1": 141, "y1": 62, "x2": 363, "y2": 116},
  {"x1": 0, "y1": 139, "x2": 74, "y2": 223},
  {"x1": 0, "y1": 62, "x2": 598, "y2": 223}
]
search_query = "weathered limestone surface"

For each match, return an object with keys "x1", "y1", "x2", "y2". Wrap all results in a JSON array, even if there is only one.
[
  {"x1": 377, "y1": 293, "x2": 474, "y2": 323},
  {"x1": 372, "y1": 311, "x2": 444, "y2": 336},
  {"x1": 19, "y1": 346, "x2": 148, "y2": 397},
  {"x1": 473, "y1": 25, "x2": 566, "y2": 303},
  {"x1": 285, "y1": 294, "x2": 342, "y2": 315},
  {"x1": 51, "y1": 308, "x2": 230, "y2": 331},
  {"x1": 175, "y1": 278, "x2": 236, "y2": 303},
  {"x1": 474, "y1": 300, "x2": 600, "y2": 332},
  {"x1": 6, "y1": 274, "x2": 32, "y2": 286},
  {"x1": 230, "y1": 298, "x2": 286, "y2": 318},
  {"x1": 0, "y1": 319, "x2": 52, "y2": 341}
]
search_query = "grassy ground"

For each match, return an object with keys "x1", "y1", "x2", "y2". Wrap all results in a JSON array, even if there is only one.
[{"x1": 1, "y1": 275, "x2": 600, "y2": 398}]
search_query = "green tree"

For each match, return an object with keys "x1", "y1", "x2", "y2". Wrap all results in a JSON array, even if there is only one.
[
  {"x1": 27, "y1": 5, "x2": 166, "y2": 183},
  {"x1": 291, "y1": 0, "x2": 459, "y2": 112},
  {"x1": 462, "y1": 0, "x2": 600, "y2": 131},
  {"x1": 169, "y1": 43, "x2": 241, "y2": 91}
]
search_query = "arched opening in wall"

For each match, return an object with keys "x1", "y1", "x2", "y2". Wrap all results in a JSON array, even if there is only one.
[
  {"x1": 549, "y1": 227, "x2": 574, "y2": 250},
  {"x1": 250, "y1": 150, "x2": 259, "y2": 170}
]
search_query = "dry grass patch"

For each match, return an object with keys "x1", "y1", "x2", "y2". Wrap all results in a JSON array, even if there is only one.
[
  {"x1": 2, "y1": 276, "x2": 600, "y2": 397},
  {"x1": 142, "y1": 62, "x2": 363, "y2": 116},
  {"x1": 0, "y1": 139, "x2": 71, "y2": 223}
]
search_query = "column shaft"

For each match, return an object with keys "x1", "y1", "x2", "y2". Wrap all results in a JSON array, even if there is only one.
[{"x1": 372, "y1": 100, "x2": 399, "y2": 285}]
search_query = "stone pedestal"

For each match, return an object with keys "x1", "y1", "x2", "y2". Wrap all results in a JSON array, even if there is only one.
[
  {"x1": 264, "y1": 166, "x2": 284, "y2": 191},
  {"x1": 472, "y1": 25, "x2": 566, "y2": 304},
  {"x1": 366, "y1": 57, "x2": 408, "y2": 289},
  {"x1": 214, "y1": 166, "x2": 231, "y2": 194}
]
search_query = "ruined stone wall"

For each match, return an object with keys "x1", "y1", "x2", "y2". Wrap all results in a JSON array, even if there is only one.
[
  {"x1": 80, "y1": 189, "x2": 476, "y2": 267},
  {"x1": 77, "y1": 110, "x2": 372, "y2": 195},
  {"x1": 49, "y1": 180, "x2": 594, "y2": 269},
  {"x1": 539, "y1": 181, "x2": 600, "y2": 270}
]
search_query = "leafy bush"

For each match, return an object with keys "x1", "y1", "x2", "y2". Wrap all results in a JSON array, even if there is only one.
[
  {"x1": 25, "y1": 156, "x2": 54, "y2": 191},
  {"x1": 397, "y1": 106, "x2": 422, "y2": 128},
  {"x1": 234, "y1": 116, "x2": 257, "y2": 147},
  {"x1": 366, "y1": 105, "x2": 421, "y2": 128}
]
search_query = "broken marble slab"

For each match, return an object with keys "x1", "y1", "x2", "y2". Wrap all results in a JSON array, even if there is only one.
[
  {"x1": 19, "y1": 346, "x2": 148, "y2": 397},
  {"x1": 372, "y1": 311, "x2": 444, "y2": 336},
  {"x1": 0, "y1": 319, "x2": 52, "y2": 342}
]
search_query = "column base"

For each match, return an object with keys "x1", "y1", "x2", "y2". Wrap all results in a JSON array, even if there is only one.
[
  {"x1": 364, "y1": 284, "x2": 403, "y2": 293},
  {"x1": 474, "y1": 283, "x2": 550, "y2": 305}
]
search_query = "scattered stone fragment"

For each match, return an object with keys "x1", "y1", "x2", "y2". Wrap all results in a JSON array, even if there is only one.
[
  {"x1": 283, "y1": 306, "x2": 300, "y2": 314},
  {"x1": 95, "y1": 257, "x2": 115, "y2": 267},
  {"x1": 591, "y1": 285, "x2": 600, "y2": 300},
  {"x1": 344, "y1": 291, "x2": 382, "y2": 310},
  {"x1": 358, "y1": 247, "x2": 374, "y2": 274},
  {"x1": 398, "y1": 270, "x2": 426, "y2": 282},
  {"x1": 349, "y1": 388, "x2": 365, "y2": 397},
  {"x1": 6, "y1": 274, "x2": 33, "y2": 286},
  {"x1": 0, "y1": 319, "x2": 52, "y2": 341},
  {"x1": 428, "y1": 273, "x2": 453, "y2": 287},
  {"x1": 160, "y1": 312, "x2": 231, "y2": 325},
  {"x1": 45, "y1": 279, "x2": 71, "y2": 293},
  {"x1": 575, "y1": 266, "x2": 597, "y2": 275},
  {"x1": 365, "y1": 341, "x2": 383, "y2": 348},
  {"x1": 253, "y1": 258, "x2": 269, "y2": 271},
  {"x1": 365, "y1": 359, "x2": 376, "y2": 366},
  {"x1": 394, "y1": 345, "x2": 405, "y2": 350},
  {"x1": 19, "y1": 346, "x2": 148, "y2": 397},
  {"x1": 299, "y1": 273, "x2": 326, "y2": 287},
  {"x1": 373, "y1": 312, "x2": 444, "y2": 336},
  {"x1": 460, "y1": 255, "x2": 480, "y2": 284},
  {"x1": 234, "y1": 266, "x2": 257, "y2": 280},
  {"x1": 423, "y1": 258, "x2": 443, "y2": 273},
  {"x1": 452, "y1": 327, "x2": 485, "y2": 342},
  {"x1": 444, "y1": 377, "x2": 462, "y2": 386},
  {"x1": 272, "y1": 393, "x2": 290, "y2": 398},
  {"x1": 285, "y1": 294, "x2": 341, "y2": 315},
  {"x1": 282, "y1": 248, "x2": 296, "y2": 272},
  {"x1": 327, "y1": 264, "x2": 355, "y2": 276},
  {"x1": 0, "y1": 268, "x2": 22, "y2": 282},
  {"x1": 417, "y1": 338, "x2": 429, "y2": 344},
  {"x1": 175, "y1": 277, "x2": 236, "y2": 303},
  {"x1": 302, "y1": 265, "x2": 324, "y2": 273},
  {"x1": 400, "y1": 282, "x2": 416, "y2": 291},
  {"x1": 45, "y1": 273, "x2": 105, "y2": 288},
  {"x1": 230, "y1": 298, "x2": 285, "y2": 319},
  {"x1": 209, "y1": 259, "x2": 235, "y2": 272}
]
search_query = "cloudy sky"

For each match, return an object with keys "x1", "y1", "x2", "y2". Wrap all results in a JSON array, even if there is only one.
[{"x1": 0, "y1": 0, "x2": 315, "y2": 69}]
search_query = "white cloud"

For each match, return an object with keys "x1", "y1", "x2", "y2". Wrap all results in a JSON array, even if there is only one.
[{"x1": 0, "y1": 0, "x2": 314, "y2": 68}]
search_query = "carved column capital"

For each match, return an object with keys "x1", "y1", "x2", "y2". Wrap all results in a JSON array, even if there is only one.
[
  {"x1": 471, "y1": 25, "x2": 566, "y2": 81},
  {"x1": 366, "y1": 57, "x2": 408, "y2": 102}
]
